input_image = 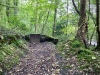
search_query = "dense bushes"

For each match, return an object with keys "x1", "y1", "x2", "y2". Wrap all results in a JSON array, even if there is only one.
[
  {"x1": 0, "y1": 34, "x2": 28, "y2": 75},
  {"x1": 69, "y1": 39, "x2": 84, "y2": 48}
]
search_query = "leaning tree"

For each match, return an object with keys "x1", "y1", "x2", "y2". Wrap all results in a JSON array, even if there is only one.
[{"x1": 72, "y1": 0, "x2": 88, "y2": 48}]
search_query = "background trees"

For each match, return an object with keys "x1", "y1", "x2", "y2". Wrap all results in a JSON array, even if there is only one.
[{"x1": 0, "y1": 0, "x2": 99, "y2": 48}]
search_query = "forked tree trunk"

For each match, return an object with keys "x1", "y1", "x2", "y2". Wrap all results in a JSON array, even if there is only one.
[{"x1": 73, "y1": 0, "x2": 88, "y2": 48}]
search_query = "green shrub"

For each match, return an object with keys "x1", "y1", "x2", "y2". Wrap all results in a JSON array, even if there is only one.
[
  {"x1": 78, "y1": 48, "x2": 93, "y2": 55},
  {"x1": 77, "y1": 48, "x2": 94, "y2": 62},
  {"x1": 0, "y1": 40, "x2": 26, "y2": 75},
  {"x1": 77, "y1": 48, "x2": 100, "y2": 73},
  {"x1": 57, "y1": 42, "x2": 66, "y2": 52},
  {"x1": 15, "y1": 39, "x2": 24, "y2": 47},
  {"x1": 71, "y1": 39, "x2": 84, "y2": 48}
]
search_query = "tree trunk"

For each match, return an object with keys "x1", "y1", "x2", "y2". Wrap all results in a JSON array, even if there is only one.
[
  {"x1": 72, "y1": 0, "x2": 80, "y2": 15},
  {"x1": 35, "y1": 1, "x2": 38, "y2": 33},
  {"x1": 96, "y1": 0, "x2": 100, "y2": 49},
  {"x1": 6, "y1": 0, "x2": 15, "y2": 22},
  {"x1": 14, "y1": 0, "x2": 18, "y2": 15},
  {"x1": 75, "y1": 0, "x2": 88, "y2": 48},
  {"x1": 52, "y1": 0, "x2": 58, "y2": 36},
  {"x1": 52, "y1": 7, "x2": 57, "y2": 36},
  {"x1": 41, "y1": 10, "x2": 50, "y2": 34},
  {"x1": 6, "y1": 0, "x2": 10, "y2": 17},
  {"x1": 0, "y1": 0, "x2": 8, "y2": 26},
  {"x1": 66, "y1": 0, "x2": 69, "y2": 35}
]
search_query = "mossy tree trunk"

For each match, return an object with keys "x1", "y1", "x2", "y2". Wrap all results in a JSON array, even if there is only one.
[
  {"x1": 0, "y1": 0, "x2": 18, "y2": 26},
  {"x1": 72, "y1": 0, "x2": 88, "y2": 48},
  {"x1": 6, "y1": 0, "x2": 15, "y2": 22},
  {"x1": 13, "y1": 0, "x2": 18, "y2": 15},
  {"x1": 6, "y1": 0, "x2": 18, "y2": 16},
  {"x1": 52, "y1": 0, "x2": 59, "y2": 36},
  {"x1": 0, "y1": 0, "x2": 8, "y2": 26}
]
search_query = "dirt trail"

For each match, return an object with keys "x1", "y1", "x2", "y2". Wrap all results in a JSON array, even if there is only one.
[{"x1": 8, "y1": 42, "x2": 60, "y2": 75}]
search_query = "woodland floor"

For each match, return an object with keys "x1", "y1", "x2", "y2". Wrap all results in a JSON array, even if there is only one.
[{"x1": 7, "y1": 42, "x2": 94, "y2": 75}]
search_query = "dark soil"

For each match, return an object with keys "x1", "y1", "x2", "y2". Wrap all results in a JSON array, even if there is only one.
[
  {"x1": 8, "y1": 42, "x2": 60, "y2": 75},
  {"x1": 7, "y1": 41, "x2": 95, "y2": 75}
]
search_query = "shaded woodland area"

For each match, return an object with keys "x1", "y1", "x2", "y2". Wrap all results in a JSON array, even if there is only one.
[{"x1": 0, "y1": 0, "x2": 100, "y2": 75}]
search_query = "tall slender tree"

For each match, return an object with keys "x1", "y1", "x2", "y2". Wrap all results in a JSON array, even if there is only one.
[
  {"x1": 6, "y1": 0, "x2": 10, "y2": 18},
  {"x1": 0, "y1": 0, "x2": 8, "y2": 26},
  {"x1": 14, "y1": 0, "x2": 18, "y2": 15},
  {"x1": 96, "y1": 0, "x2": 100, "y2": 49},
  {"x1": 72, "y1": 0, "x2": 88, "y2": 48},
  {"x1": 41, "y1": 5, "x2": 51, "y2": 34},
  {"x1": 35, "y1": 0, "x2": 38, "y2": 33},
  {"x1": 52, "y1": 0, "x2": 59, "y2": 36}
]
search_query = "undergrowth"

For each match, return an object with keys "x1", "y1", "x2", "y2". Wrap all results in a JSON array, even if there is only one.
[
  {"x1": 57, "y1": 39, "x2": 100, "y2": 74},
  {"x1": 0, "y1": 36, "x2": 28, "y2": 75}
]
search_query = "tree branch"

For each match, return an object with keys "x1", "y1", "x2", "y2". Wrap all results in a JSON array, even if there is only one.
[
  {"x1": 0, "y1": 3, "x2": 17, "y2": 8},
  {"x1": 89, "y1": 12, "x2": 96, "y2": 25},
  {"x1": 72, "y1": 0, "x2": 80, "y2": 15}
]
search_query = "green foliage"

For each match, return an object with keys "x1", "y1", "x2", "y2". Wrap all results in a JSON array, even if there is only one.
[
  {"x1": 55, "y1": 19, "x2": 68, "y2": 35},
  {"x1": 57, "y1": 42, "x2": 66, "y2": 52},
  {"x1": 77, "y1": 48, "x2": 100, "y2": 73},
  {"x1": 0, "y1": 32, "x2": 27, "y2": 74},
  {"x1": 0, "y1": 45, "x2": 18, "y2": 73},
  {"x1": 0, "y1": 40, "x2": 27, "y2": 74},
  {"x1": 57, "y1": 37, "x2": 100, "y2": 74},
  {"x1": 57, "y1": 35, "x2": 68, "y2": 42},
  {"x1": 70, "y1": 39, "x2": 84, "y2": 48},
  {"x1": 8, "y1": 16, "x2": 30, "y2": 33},
  {"x1": 78, "y1": 48, "x2": 93, "y2": 55},
  {"x1": 91, "y1": 0, "x2": 96, "y2": 4},
  {"x1": 0, "y1": 0, "x2": 99, "y2": 74},
  {"x1": 77, "y1": 48, "x2": 94, "y2": 61},
  {"x1": 0, "y1": 35, "x2": 18, "y2": 46},
  {"x1": 15, "y1": 39, "x2": 24, "y2": 47}
]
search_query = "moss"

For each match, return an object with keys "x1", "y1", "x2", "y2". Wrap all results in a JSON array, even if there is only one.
[
  {"x1": 77, "y1": 48, "x2": 93, "y2": 55},
  {"x1": 0, "y1": 39, "x2": 27, "y2": 75},
  {"x1": 71, "y1": 39, "x2": 84, "y2": 48}
]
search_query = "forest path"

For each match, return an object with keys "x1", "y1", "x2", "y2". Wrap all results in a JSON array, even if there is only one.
[{"x1": 8, "y1": 42, "x2": 61, "y2": 75}]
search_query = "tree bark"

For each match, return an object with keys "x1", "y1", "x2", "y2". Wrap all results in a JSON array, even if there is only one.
[
  {"x1": 52, "y1": 7, "x2": 57, "y2": 36},
  {"x1": 52, "y1": 0, "x2": 58, "y2": 36},
  {"x1": 0, "y1": 3, "x2": 17, "y2": 8},
  {"x1": 14, "y1": 0, "x2": 18, "y2": 15},
  {"x1": 41, "y1": 10, "x2": 50, "y2": 34},
  {"x1": 34, "y1": 0, "x2": 38, "y2": 33},
  {"x1": 6, "y1": 0, "x2": 10, "y2": 17},
  {"x1": 75, "y1": 0, "x2": 88, "y2": 48},
  {"x1": 96, "y1": 0, "x2": 100, "y2": 49}
]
